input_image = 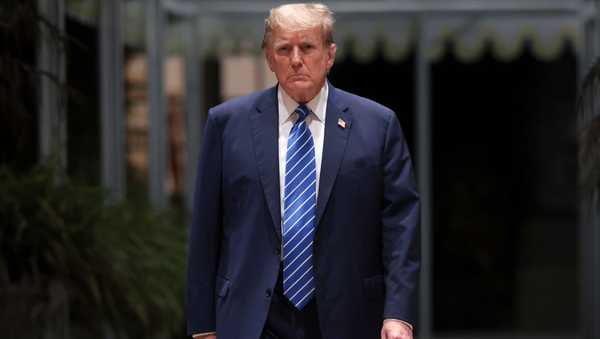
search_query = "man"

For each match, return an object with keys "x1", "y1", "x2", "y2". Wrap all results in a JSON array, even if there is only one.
[{"x1": 187, "y1": 3, "x2": 420, "y2": 339}]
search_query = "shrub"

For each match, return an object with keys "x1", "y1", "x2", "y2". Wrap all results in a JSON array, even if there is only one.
[{"x1": 0, "y1": 165, "x2": 187, "y2": 338}]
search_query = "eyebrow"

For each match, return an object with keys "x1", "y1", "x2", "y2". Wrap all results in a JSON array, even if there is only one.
[{"x1": 273, "y1": 37, "x2": 318, "y2": 46}]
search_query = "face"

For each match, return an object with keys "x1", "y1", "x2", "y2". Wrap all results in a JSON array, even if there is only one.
[{"x1": 265, "y1": 26, "x2": 336, "y2": 103}]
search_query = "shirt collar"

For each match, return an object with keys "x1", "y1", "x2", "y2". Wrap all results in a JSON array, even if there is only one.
[{"x1": 278, "y1": 82, "x2": 328, "y2": 125}]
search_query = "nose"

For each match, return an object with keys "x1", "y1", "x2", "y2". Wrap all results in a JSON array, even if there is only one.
[{"x1": 291, "y1": 47, "x2": 302, "y2": 68}]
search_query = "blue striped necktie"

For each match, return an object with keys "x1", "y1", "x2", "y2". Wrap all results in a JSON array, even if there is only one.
[{"x1": 282, "y1": 104, "x2": 316, "y2": 309}]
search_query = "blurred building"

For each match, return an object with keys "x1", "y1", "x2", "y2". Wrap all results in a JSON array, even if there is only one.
[{"x1": 20, "y1": 0, "x2": 600, "y2": 338}]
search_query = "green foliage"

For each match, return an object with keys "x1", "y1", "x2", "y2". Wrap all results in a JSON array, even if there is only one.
[{"x1": 0, "y1": 164, "x2": 187, "y2": 338}]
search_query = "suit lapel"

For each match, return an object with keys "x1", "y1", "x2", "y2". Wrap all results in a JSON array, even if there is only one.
[
  {"x1": 316, "y1": 85, "x2": 352, "y2": 227},
  {"x1": 250, "y1": 86, "x2": 282, "y2": 241}
]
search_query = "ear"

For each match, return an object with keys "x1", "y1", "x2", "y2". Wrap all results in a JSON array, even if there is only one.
[{"x1": 326, "y1": 43, "x2": 337, "y2": 70}]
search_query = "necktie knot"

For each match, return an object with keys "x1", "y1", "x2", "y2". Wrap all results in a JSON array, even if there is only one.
[{"x1": 295, "y1": 105, "x2": 310, "y2": 123}]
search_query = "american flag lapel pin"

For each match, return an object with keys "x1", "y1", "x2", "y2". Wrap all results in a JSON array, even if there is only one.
[{"x1": 337, "y1": 117, "x2": 346, "y2": 129}]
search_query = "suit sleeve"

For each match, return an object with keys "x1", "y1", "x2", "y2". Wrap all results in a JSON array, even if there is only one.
[
  {"x1": 381, "y1": 111, "x2": 421, "y2": 325},
  {"x1": 186, "y1": 111, "x2": 223, "y2": 335}
]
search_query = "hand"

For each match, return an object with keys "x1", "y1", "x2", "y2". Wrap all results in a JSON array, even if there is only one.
[
  {"x1": 193, "y1": 335, "x2": 216, "y2": 339},
  {"x1": 381, "y1": 319, "x2": 413, "y2": 339}
]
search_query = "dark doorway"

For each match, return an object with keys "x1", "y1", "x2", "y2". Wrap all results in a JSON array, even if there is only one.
[{"x1": 431, "y1": 41, "x2": 578, "y2": 333}]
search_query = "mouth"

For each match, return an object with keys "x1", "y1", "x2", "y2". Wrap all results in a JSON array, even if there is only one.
[{"x1": 289, "y1": 74, "x2": 309, "y2": 80}]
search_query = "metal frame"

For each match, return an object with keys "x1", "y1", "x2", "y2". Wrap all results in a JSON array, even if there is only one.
[
  {"x1": 36, "y1": 2, "x2": 69, "y2": 336},
  {"x1": 164, "y1": 0, "x2": 590, "y2": 16},
  {"x1": 37, "y1": 0, "x2": 66, "y2": 168},
  {"x1": 184, "y1": 17, "x2": 205, "y2": 212},
  {"x1": 580, "y1": 3, "x2": 600, "y2": 339},
  {"x1": 146, "y1": 0, "x2": 169, "y2": 208},
  {"x1": 100, "y1": 0, "x2": 126, "y2": 201}
]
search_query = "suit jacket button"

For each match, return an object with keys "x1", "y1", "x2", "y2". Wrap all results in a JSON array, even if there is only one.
[{"x1": 265, "y1": 289, "x2": 272, "y2": 298}]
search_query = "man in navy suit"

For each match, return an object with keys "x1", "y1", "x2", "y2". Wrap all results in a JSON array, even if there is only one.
[{"x1": 187, "y1": 3, "x2": 420, "y2": 339}]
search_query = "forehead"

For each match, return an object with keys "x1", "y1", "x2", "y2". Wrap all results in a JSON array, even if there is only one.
[{"x1": 271, "y1": 26, "x2": 324, "y2": 44}]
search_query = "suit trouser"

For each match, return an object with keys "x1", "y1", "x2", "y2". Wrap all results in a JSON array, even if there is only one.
[{"x1": 260, "y1": 267, "x2": 323, "y2": 339}]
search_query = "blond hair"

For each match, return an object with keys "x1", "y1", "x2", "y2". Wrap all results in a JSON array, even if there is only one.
[{"x1": 262, "y1": 3, "x2": 335, "y2": 48}]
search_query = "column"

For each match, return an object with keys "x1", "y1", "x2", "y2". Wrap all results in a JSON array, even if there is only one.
[
  {"x1": 37, "y1": 0, "x2": 67, "y2": 169},
  {"x1": 100, "y1": 0, "x2": 126, "y2": 201},
  {"x1": 146, "y1": 0, "x2": 168, "y2": 208},
  {"x1": 184, "y1": 17, "x2": 206, "y2": 212}
]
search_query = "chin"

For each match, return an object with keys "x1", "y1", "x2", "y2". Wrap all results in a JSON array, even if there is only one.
[{"x1": 284, "y1": 82, "x2": 317, "y2": 102}]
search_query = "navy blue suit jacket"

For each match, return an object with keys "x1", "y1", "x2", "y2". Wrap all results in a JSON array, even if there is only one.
[{"x1": 187, "y1": 83, "x2": 420, "y2": 339}]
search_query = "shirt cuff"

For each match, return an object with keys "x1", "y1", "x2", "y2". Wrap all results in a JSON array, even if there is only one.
[
  {"x1": 192, "y1": 331, "x2": 216, "y2": 338},
  {"x1": 384, "y1": 318, "x2": 413, "y2": 330}
]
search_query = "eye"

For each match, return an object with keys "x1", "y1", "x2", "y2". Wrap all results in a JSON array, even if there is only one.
[
  {"x1": 276, "y1": 45, "x2": 291, "y2": 54},
  {"x1": 301, "y1": 43, "x2": 316, "y2": 51}
]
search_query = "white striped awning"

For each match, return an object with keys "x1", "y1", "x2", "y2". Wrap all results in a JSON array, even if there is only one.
[{"x1": 67, "y1": 0, "x2": 587, "y2": 62}]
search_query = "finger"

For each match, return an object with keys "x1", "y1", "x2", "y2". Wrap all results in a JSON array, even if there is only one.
[{"x1": 380, "y1": 327, "x2": 387, "y2": 339}]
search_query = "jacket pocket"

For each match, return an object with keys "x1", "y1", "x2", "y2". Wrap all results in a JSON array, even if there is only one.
[{"x1": 215, "y1": 276, "x2": 230, "y2": 298}]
